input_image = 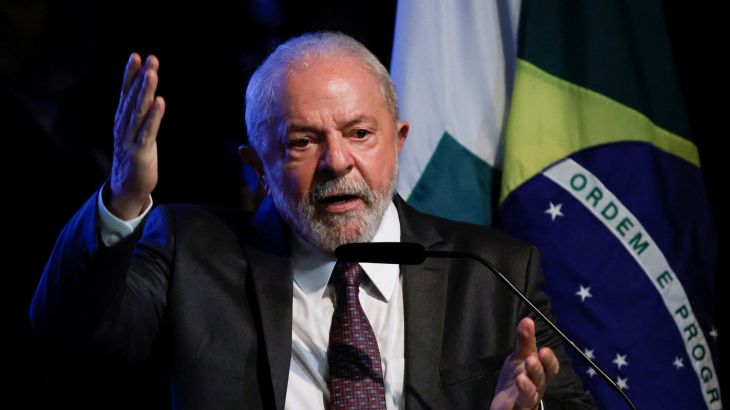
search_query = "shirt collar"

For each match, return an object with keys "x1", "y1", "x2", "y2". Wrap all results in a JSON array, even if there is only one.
[{"x1": 291, "y1": 201, "x2": 401, "y2": 302}]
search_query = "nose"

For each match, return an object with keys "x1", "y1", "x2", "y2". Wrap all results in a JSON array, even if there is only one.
[{"x1": 318, "y1": 135, "x2": 354, "y2": 177}]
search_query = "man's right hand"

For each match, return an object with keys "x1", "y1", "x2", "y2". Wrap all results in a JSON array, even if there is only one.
[{"x1": 109, "y1": 53, "x2": 166, "y2": 220}]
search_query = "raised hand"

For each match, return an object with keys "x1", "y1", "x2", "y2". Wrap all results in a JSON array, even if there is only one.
[
  {"x1": 109, "y1": 53, "x2": 166, "y2": 220},
  {"x1": 490, "y1": 317, "x2": 560, "y2": 410}
]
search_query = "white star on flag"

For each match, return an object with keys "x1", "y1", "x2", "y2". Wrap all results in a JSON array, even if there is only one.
[
  {"x1": 616, "y1": 376, "x2": 629, "y2": 390},
  {"x1": 583, "y1": 348, "x2": 595, "y2": 360},
  {"x1": 586, "y1": 367, "x2": 597, "y2": 378},
  {"x1": 673, "y1": 356, "x2": 684, "y2": 369},
  {"x1": 613, "y1": 353, "x2": 628, "y2": 369},
  {"x1": 576, "y1": 285, "x2": 592, "y2": 302},
  {"x1": 545, "y1": 202, "x2": 564, "y2": 221},
  {"x1": 709, "y1": 326, "x2": 718, "y2": 340}
]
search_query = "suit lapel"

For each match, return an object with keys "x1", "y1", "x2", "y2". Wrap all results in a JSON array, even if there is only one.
[
  {"x1": 241, "y1": 198, "x2": 292, "y2": 410},
  {"x1": 241, "y1": 195, "x2": 449, "y2": 409},
  {"x1": 395, "y1": 196, "x2": 449, "y2": 409}
]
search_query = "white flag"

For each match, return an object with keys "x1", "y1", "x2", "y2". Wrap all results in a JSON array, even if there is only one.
[{"x1": 390, "y1": 0, "x2": 521, "y2": 225}]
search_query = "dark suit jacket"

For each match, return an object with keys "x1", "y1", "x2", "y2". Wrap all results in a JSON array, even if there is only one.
[{"x1": 32, "y1": 190, "x2": 595, "y2": 409}]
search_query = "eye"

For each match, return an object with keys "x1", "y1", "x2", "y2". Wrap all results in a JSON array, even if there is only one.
[
  {"x1": 288, "y1": 138, "x2": 311, "y2": 149},
  {"x1": 354, "y1": 129, "x2": 370, "y2": 139}
]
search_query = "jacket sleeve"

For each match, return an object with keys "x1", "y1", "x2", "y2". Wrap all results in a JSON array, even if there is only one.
[
  {"x1": 30, "y1": 188, "x2": 174, "y2": 364},
  {"x1": 522, "y1": 246, "x2": 597, "y2": 409}
]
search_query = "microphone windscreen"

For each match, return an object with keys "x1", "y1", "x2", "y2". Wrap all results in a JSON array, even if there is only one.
[{"x1": 335, "y1": 242, "x2": 426, "y2": 264}]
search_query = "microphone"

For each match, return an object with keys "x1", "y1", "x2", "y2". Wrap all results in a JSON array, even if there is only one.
[
  {"x1": 335, "y1": 242, "x2": 636, "y2": 410},
  {"x1": 334, "y1": 241, "x2": 426, "y2": 264}
]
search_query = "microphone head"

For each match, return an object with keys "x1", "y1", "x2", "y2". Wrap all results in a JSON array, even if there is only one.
[{"x1": 335, "y1": 242, "x2": 426, "y2": 265}]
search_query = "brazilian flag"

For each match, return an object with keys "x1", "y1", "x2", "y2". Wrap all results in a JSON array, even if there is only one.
[{"x1": 499, "y1": 1, "x2": 721, "y2": 408}]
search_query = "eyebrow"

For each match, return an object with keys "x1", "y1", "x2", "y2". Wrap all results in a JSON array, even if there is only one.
[
  {"x1": 340, "y1": 115, "x2": 377, "y2": 130},
  {"x1": 285, "y1": 124, "x2": 321, "y2": 135},
  {"x1": 284, "y1": 115, "x2": 378, "y2": 135}
]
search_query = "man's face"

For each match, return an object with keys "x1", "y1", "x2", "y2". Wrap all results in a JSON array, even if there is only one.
[{"x1": 250, "y1": 55, "x2": 408, "y2": 252}]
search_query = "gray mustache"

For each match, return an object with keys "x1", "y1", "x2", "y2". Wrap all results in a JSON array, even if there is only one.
[{"x1": 309, "y1": 177, "x2": 374, "y2": 205}]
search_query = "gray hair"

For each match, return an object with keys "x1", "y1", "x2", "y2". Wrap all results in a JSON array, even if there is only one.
[{"x1": 244, "y1": 31, "x2": 399, "y2": 154}]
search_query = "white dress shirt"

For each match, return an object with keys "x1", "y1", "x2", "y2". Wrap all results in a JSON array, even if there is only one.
[
  {"x1": 97, "y1": 191, "x2": 405, "y2": 409},
  {"x1": 286, "y1": 202, "x2": 404, "y2": 410},
  {"x1": 96, "y1": 189, "x2": 152, "y2": 245}
]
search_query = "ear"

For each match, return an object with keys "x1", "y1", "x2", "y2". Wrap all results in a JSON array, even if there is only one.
[
  {"x1": 239, "y1": 145, "x2": 269, "y2": 193},
  {"x1": 395, "y1": 120, "x2": 409, "y2": 155}
]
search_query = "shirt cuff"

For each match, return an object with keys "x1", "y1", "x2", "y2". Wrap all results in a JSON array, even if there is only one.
[{"x1": 97, "y1": 185, "x2": 153, "y2": 247}]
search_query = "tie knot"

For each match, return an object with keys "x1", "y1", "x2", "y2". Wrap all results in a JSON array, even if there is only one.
[{"x1": 333, "y1": 260, "x2": 364, "y2": 288}]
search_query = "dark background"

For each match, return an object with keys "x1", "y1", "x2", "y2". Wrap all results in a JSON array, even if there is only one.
[{"x1": 1, "y1": 0, "x2": 724, "y2": 407}]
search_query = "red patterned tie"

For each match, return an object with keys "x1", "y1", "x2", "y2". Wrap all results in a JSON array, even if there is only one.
[{"x1": 327, "y1": 261, "x2": 387, "y2": 410}]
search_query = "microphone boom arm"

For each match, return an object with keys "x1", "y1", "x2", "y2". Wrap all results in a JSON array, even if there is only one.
[{"x1": 426, "y1": 250, "x2": 636, "y2": 410}]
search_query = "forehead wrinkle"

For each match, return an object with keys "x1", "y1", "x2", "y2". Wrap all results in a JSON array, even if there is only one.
[
  {"x1": 284, "y1": 109, "x2": 336, "y2": 133},
  {"x1": 271, "y1": 57, "x2": 389, "y2": 144}
]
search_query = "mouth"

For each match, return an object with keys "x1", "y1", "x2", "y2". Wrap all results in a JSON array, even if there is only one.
[{"x1": 318, "y1": 194, "x2": 364, "y2": 213}]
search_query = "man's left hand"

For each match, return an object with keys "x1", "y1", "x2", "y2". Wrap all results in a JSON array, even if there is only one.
[{"x1": 490, "y1": 317, "x2": 560, "y2": 410}]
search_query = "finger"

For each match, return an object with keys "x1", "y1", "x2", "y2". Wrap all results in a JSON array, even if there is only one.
[
  {"x1": 122, "y1": 53, "x2": 142, "y2": 96},
  {"x1": 128, "y1": 69, "x2": 159, "y2": 136},
  {"x1": 115, "y1": 53, "x2": 141, "y2": 117},
  {"x1": 515, "y1": 317, "x2": 538, "y2": 359},
  {"x1": 123, "y1": 55, "x2": 155, "y2": 105},
  {"x1": 539, "y1": 347, "x2": 560, "y2": 380},
  {"x1": 524, "y1": 354, "x2": 545, "y2": 390},
  {"x1": 515, "y1": 372, "x2": 540, "y2": 409},
  {"x1": 119, "y1": 64, "x2": 151, "y2": 140},
  {"x1": 123, "y1": 56, "x2": 159, "y2": 128},
  {"x1": 136, "y1": 68, "x2": 159, "y2": 112},
  {"x1": 144, "y1": 54, "x2": 160, "y2": 72},
  {"x1": 138, "y1": 96, "x2": 166, "y2": 145},
  {"x1": 117, "y1": 76, "x2": 144, "y2": 142}
]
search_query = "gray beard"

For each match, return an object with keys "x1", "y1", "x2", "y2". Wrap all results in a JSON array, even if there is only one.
[{"x1": 270, "y1": 170, "x2": 396, "y2": 253}]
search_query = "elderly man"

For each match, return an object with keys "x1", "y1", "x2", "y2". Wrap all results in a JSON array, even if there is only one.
[{"x1": 32, "y1": 32, "x2": 595, "y2": 409}]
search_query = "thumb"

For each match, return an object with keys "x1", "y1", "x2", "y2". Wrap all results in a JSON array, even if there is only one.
[{"x1": 515, "y1": 317, "x2": 537, "y2": 359}]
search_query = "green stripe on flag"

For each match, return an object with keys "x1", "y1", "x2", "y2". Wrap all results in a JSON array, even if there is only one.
[
  {"x1": 518, "y1": 0, "x2": 691, "y2": 139},
  {"x1": 501, "y1": 59, "x2": 700, "y2": 202},
  {"x1": 407, "y1": 132, "x2": 496, "y2": 225}
]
